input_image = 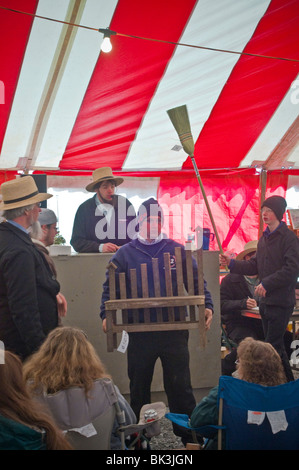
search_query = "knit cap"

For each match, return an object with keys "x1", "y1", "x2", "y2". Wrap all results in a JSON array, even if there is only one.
[
  {"x1": 261, "y1": 196, "x2": 286, "y2": 221},
  {"x1": 137, "y1": 198, "x2": 164, "y2": 225}
]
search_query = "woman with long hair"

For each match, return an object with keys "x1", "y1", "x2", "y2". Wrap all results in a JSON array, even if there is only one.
[
  {"x1": 23, "y1": 326, "x2": 136, "y2": 449},
  {"x1": 0, "y1": 350, "x2": 72, "y2": 450}
]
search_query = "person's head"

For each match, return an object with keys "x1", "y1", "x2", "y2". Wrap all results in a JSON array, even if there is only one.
[
  {"x1": 0, "y1": 176, "x2": 52, "y2": 229},
  {"x1": 236, "y1": 337, "x2": 286, "y2": 386},
  {"x1": 236, "y1": 240, "x2": 258, "y2": 261},
  {"x1": 0, "y1": 350, "x2": 72, "y2": 450},
  {"x1": 137, "y1": 198, "x2": 164, "y2": 242},
  {"x1": 261, "y1": 195, "x2": 287, "y2": 228},
  {"x1": 23, "y1": 326, "x2": 110, "y2": 395},
  {"x1": 85, "y1": 167, "x2": 123, "y2": 204},
  {"x1": 38, "y1": 208, "x2": 58, "y2": 246}
]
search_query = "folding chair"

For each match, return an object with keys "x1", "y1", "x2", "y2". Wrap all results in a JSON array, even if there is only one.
[
  {"x1": 164, "y1": 412, "x2": 220, "y2": 449},
  {"x1": 217, "y1": 375, "x2": 299, "y2": 450},
  {"x1": 166, "y1": 375, "x2": 299, "y2": 450}
]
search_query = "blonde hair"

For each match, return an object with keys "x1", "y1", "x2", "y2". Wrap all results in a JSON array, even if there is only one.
[
  {"x1": 23, "y1": 326, "x2": 110, "y2": 395},
  {"x1": 0, "y1": 351, "x2": 72, "y2": 450},
  {"x1": 237, "y1": 337, "x2": 286, "y2": 386}
]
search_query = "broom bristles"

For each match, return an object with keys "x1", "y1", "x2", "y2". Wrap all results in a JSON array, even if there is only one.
[{"x1": 167, "y1": 105, "x2": 195, "y2": 157}]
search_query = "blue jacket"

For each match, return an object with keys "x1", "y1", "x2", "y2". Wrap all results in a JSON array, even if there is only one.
[{"x1": 100, "y1": 236, "x2": 213, "y2": 322}]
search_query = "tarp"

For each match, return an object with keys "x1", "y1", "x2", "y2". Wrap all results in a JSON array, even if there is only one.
[{"x1": 0, "y1": 0, "x2": 298, "y2": 251}]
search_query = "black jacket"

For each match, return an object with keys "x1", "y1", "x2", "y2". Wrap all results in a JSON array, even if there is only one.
[
  {"x1": 220, "y1": 273, "x2": 254, "y2": 324},
  {"x1": 70, "y1": 194, "x2": 137, "y2": 253},
  {"x1": 230, "y1": 222, "x2": 299, "y2": 307},
  {"x1": 0, "y1": 222, "x2": 60, "y2": 359}
]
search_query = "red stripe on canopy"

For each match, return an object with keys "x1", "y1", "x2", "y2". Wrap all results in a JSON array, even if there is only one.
[
  {"x1": 60, "y1": 0, "x2": 197, "y2": 170},
  {"x1": 0, "y1": 0, "x2": 38, "y2": 153},
  {"x1": 184, "y1": 0, "x2": 299, "y2": 170}
]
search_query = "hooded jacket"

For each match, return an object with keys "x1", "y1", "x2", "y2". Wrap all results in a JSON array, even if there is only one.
[{"x1": 100, "y1": 236, "x2": 213, "y2": 321}]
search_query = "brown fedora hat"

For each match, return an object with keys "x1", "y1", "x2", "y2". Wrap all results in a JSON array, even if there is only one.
[
  {"x1": 236, "y1": 240, "x2": 258, "y2": 260},
  {"x1": 0, "y1": 176, "x2": 52, "y2": 211},
  {"x1": 85, "y1": 167, "x2": 124, "y2": 192}
]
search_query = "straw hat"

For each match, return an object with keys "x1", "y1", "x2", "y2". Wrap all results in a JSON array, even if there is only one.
[
  {"x1": 85, "y1": 167, "x2": 124, "y2": 192},
  {"x1": 236, "y1": 240, "x2": 258, "y2": 260},
  {"x1": 0, "y1": 176, "x2": 52, "y2": 211}
]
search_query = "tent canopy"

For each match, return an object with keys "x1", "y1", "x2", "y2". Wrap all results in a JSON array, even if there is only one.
[{"x1": 0, "y1": 0, "x2": 298, "y2": 174}]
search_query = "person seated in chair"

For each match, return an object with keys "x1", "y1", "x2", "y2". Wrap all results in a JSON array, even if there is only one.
[
  {"x1": 23, "y1": 326, "x2": 136, "y2": 450},
  {"x1": 0, "y1": 350, "x2": 72, "y2": 450},
  {"x1": 190, "y1": 337, "x2": 287, "y2": 449}
]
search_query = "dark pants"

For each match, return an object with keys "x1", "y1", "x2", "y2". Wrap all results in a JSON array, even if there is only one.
[
  {"x1": 127, "y1": 330, "x2": 196, "y2": 440},
  {"x1": 259, "y1": 303, "x2": 294, "y2": 382}
]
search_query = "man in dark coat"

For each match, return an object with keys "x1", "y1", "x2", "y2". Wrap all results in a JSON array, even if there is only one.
[
  {"x1": 0, "y1": 176, "x2": 60, "y2": 360},
  {"x1": 220, "y1": 196, "x2": 299, "y2": 382},
  {"x1": 70, "y1": 167, "x2": 136, "y2": 253}
]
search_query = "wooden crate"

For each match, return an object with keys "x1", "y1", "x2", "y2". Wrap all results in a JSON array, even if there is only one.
[{"x1": 104, "y1": 247, "x2": 206, "y2": 352}]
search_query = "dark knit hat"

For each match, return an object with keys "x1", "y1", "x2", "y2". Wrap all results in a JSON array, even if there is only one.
[
  {"x1": 137, "y1": 198, "x2": 164, "y2": 225},
  {"x1": 261, "y1": 195, "x2": 286, "y2": 221}
]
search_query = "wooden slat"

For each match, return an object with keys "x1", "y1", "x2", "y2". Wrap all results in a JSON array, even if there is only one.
[
  {"x1": 175, "y1": 247, "x2": 186, "y2": 321},
  {"x1": 107, "y1": 262, "x2": 117, "y2": 349},
  {"x1": 108, "y1": 262, "x2": 117, "y2": 299},
  {"x1": 110, "y1": 322, "x2": 203, "y2": 333},
  {"x1": 186, "y1": 249, "x2": 195, "y2": 321},
  {"x1": 164, "y1": 253, "x2": 174, "y2": 322},
  {"x1": 152, "y1": 258, "x2": 163, "y2": 322},
  {"x1": 195, "y1": 249, "x2": 204, "y2": 295},
  {"x1": 119, "y1": 272, "x2": 128, "y2": 324},
  {"x1": 130, "y1": 268, "x2": 139, "y2": 323},
  {"x1": 105, "y1": 295, "x2": 205, "y2": 310},
  {"x1": 141, "y1": 264, "x2": 150, "y2": 323}
]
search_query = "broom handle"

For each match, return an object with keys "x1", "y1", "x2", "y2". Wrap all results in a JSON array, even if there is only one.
[{"x1": 190, "y1": 156, "x2": 224, "y2": 256}]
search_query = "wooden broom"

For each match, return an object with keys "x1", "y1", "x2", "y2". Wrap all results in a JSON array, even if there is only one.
[{"x1": 167, "y1": 104, "x2": 225, "y2": 257}]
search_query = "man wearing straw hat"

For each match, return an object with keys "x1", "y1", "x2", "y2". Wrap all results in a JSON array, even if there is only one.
[
  {"x1": 71, "y1": 167, "x2": 136, "y2": 253},
  {"x1": 0, "y1": 176, "x2": 60, "y2": 360}
]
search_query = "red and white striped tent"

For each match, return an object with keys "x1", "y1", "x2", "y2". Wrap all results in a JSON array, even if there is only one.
[{"x1": 0, "y1": 0, "x2": 298, "y2": 251}]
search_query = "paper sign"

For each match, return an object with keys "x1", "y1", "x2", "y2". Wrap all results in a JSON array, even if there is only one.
[
  {"x1": 247, "y1": 410, "x2": 265, "y2": 425},
  {"x1": 117, "y1": 330, "x2": 129, "y2": 353},
  {"x1": 266, "y1": 411, "x2": 288, "y2": 434},
  {"x1": 68, "y1": 423, "x2": 97, "y2": 437}
]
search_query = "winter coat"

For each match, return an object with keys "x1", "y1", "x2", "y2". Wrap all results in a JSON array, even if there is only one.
[
  {"x1": 70, "y1": 194, "x2": 137, "y2": 253},
  {"x1": 0, "y1": 222, "x2": 59, "y2": 359},
  {"x1": 100, "y1": 236, "x2": 213, "y2": 321},
  {"x1": 34, "y1": 379, "x2": 136, "y2": 450},
  {"x1": 230, "y1": 222, "x2": 299, "y2": 308},
  {"x1": 0, "y1": 414, "x2": 46, "y2": 450},
  {"x1": 220, "y1": 273, "x2": 256, "y2": 324}
]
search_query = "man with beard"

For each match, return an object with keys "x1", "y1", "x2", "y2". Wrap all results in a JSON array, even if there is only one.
[
  {"x1": 70, "y1": 167, "x2": 136, "y2": 253},
  {"x1": 0, "y1": 176, "x2": 60, "y2": 360}
]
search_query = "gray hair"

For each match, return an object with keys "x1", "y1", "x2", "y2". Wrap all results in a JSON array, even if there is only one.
[
  {"x1": 28, "y1": 221, "x2": 43, "y2": 240},
  {"x1": 2, "y1": 204, "x2": 36, "y2": 220}
]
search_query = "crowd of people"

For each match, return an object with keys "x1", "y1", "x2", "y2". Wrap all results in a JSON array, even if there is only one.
[{"x1": 0, "y1": 170, "x2": 298, "y2": 450}]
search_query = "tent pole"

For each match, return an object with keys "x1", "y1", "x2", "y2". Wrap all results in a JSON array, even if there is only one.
[{"x1": 258, "y1": 169, "x2": 267, "y2": 238}]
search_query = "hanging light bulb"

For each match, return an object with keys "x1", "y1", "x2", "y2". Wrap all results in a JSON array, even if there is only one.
[
  {"x1": 98, "y1": 28, "x2": 116, "y2": 53},
  {"x1": 101, "y1": 36, "x2": 112, "y2": 53}
]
